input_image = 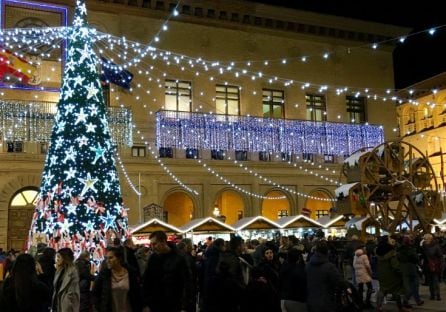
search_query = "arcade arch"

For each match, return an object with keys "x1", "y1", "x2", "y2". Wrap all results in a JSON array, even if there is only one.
[
  {"x1": 212, "y1": 189, "x2": 245, "y2": 225},
  {"x1": 304, "y1": 189, "x2": 334, "y2": 220},
  {"x1": 162, "y1": 190, "x2": 194, "y2": 227},
  {"x1": 261, "y1": 189, "x2": 291, "y2": 220}
]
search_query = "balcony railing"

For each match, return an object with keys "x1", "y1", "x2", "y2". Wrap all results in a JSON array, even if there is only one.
[
  {"x1": 0, "y1": 100, "x2": 133, "y2": 146},
  {"x1": 156, "y1": 110, "x2": 384, "y2": 156}
]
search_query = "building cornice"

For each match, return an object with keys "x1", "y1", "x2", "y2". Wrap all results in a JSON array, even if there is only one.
[{"x1": 40, "y1": 0, "x2": 410, "y2": 45}]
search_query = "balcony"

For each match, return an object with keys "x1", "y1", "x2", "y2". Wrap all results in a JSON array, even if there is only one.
[
  {"x1": 421, "y1": 118, "x2": 433, "y2": 130},
  {"x1": 156, "y1": 110, "x2": 384, "y2": 157},
  {"x1": 404, "y1": 122, "x2": 416, "y2": 135},
  {"x1": 0, "y1": 99, "x2": 133, "y2": 146}
]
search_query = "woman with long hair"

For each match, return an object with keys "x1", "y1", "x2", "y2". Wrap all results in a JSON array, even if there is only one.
[
  {"x1": 0, "y1": 253, "x2": 50, "y2": 312},
  {"x1": 92, "y1": 246, "x2": 143, "y2": 312},
  {"x1": 51, "y1": 247, "x2": 80, "y2": 312}
]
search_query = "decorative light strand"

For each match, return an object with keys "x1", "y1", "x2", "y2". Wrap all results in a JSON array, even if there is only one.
[{"x1": 114, "y1": 150, "x2": 141, "y2": 196}]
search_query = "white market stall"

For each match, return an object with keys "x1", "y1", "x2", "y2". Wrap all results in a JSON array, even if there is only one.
[
  {"x1": 233, "y1": 216, "x2": 281, "y2": 240},
  {"x1": 179, "y1": 217, "x2": 235, "y2": 244},
  {"x1": 130, "y1": 218, "x2": 183, "y2": 245},
  {"x1": 276, "y1": 214, "x2": 323, "y2": 238}
]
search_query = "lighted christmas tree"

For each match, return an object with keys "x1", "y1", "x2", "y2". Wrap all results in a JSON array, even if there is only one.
[{"x1": 29, "y1": 0, "x2": 128, "y2": 263}]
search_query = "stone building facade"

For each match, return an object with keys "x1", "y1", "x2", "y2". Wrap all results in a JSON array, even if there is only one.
[{"x1": 0, "y1": 0, "x2": 406, "y2": 249}]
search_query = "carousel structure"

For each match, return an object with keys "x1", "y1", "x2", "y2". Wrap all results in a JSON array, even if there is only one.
[{"x1": 335, "y1": 140, "x2": 443, "y2": 234}]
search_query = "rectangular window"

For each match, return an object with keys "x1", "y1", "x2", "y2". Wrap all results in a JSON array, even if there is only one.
[
  {"x1": 281, "y1": 152, "x2": 292, "y2": 162},
  {"x1": 101, "y1": 82, "x2": 111, "y2": 107},
  {"x1": 303, "y1": 153, "x2": 314, "y2": 162},
  {"x1": 316, "y1": 210, "x2": 329, "y2": 218},
  {"x1": 132, "y1": 146, "x2": 146, "y2": 157},
  {"x1": 186, "y1": 148, "x2": 199, "y2": 159},
  {"x1": 259, "y1": 151, "x2": 271, "y2": 162},
  {"x1": 211, "y1": 149, "x2": 225, "y2": 160},
  {"x1": 7, "y1": 141, "x2": 23, "y2": 153},
  {"x1": 306, "y1": 94, "x2": 326, "y2": 121},
  {"x1": 278, "y1": 210, "x2": 289, "y2": 218},
  {"x1": 216, "y1": 85, "x2": 240, "y2": 115},
  {"x1": 262, "y1": 89, "x2": 284, "y2": 118},
  {"x1": 159, "y1": 147, "x2": 173, "y2": 158},
  {"x1": 324, "y1": 154, "x2": 334, "y2": 163},
  {"x1": 235, "y1": 150, "x2": 248, "y2": 161},
  {"x1": 346, "y1": 96, "x2": 366, "y2": 123},
  {"x1": 40, "y1": 142, "x2": 49, "y2": 154},
  {"x1": 165, "y1": 80, "x2": 192, "y2": 111}
]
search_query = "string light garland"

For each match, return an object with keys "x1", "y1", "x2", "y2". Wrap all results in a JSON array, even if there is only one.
[
  {"x1": 114, "y1": 150, "x2": 141, "y2": 196},
  {"x1": 0, "y1": 3, "x2": 438, "y2": 200}
]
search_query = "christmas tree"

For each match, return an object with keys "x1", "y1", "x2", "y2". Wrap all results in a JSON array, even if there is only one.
[{"x1": 29, "y1": 0, "x2": 128, "y2": 263}]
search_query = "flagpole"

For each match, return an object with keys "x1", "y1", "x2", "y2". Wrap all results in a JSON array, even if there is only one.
[
  {"x1": 441, "y1": 148, "x2": 445, "y2": 204},
  {"x1": 138, "y1": 172, "x2": 142, "y2": 224}
]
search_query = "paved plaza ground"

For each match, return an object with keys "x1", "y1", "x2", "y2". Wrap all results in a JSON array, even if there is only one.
[{"x1": 376, "y1": 283, "x2": 446, "y2": 311}]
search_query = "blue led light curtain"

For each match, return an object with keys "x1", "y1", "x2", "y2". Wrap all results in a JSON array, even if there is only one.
[{"x1": 156, "y1": 110, "x2": 384, "y2": 156}]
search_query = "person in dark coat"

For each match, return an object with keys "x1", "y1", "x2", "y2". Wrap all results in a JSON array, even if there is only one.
[
  {"x1": 178, "y1": 238, "x2": 198, "y2": 312},
  {"x1": 0, "y1": 253, "x2": 50, "y2": 312},
  {"x1": 247, "y1": 246, "x2": 281, "y2": 312},
  {"x1": 200, "y1": 238, "x2": 225, "y2": 312},
  {"x1": 36, "y1": 247, "x2": 56, "y2": 310},
  {"x1": 398, "y1": 235, "x2": 424, "y2": 306},
  {"x1": 279, "y1": 247, "x2": 307, "y2": 311},
  {"x1": 142, "y1": 230, "x2": 192, "y2": 312},
  {"x1": 208, "y1": 236, "x2": 249, "y2": 312},
  {"x1": 375, "y1": 235, "x2": 410, "y2": 312},
  {"x1": 422, "y1": 233, "x2": 444, "y2": 301},
  {"x1": 76, "y1": 250, "x2": 94, "y2": 312},
  {"x1": 124, "y1": 238, "x2": 141, "y2": 278},
  {"x1": 306, "y1": 240, "x2": 342, "y2": 312},
  {"x1": 92, "y1": 246, "x2": 143, "y2": 312}
]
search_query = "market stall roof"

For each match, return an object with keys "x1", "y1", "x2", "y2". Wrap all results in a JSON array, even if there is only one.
[
  {"x1": 335, "y1": 183, "x2": 359, "y2": 197},
  {"x1": 317, "y1": 215, "x2": 346, "y2": 228},
  {"x1": 179, "y1": 217, "x2": 235, "y2": 233},
  {"x1": 233, "y1": 216, "x2": 280, "y2": 231},
  {"x1": 130, "y1": 218, "x2": 183, "y2": 235},
  {"x1": 345, "y1": 216, "x2": 370, "y2": 229},
  {"x1": 276, "y1": 214, "x2": 323, "y2": 229},
  {"x1": 344, "y1": 149, "x2": 372, "y2": 167},
  {"x1": 434, "y1": 213, "x2": 446, "y2": 225}
]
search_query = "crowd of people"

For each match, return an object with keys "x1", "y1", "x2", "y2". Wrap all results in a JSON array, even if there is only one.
[{"x1": 0, "y1": 230, "x2": 445, "y2": 312}]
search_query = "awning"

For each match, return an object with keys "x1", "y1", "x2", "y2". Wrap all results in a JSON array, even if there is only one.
[
  {"x1": 233, "y1": 216, "x2": 280, "y2": 231},
  {"x1": 179, "y1": 217, "x2": 235, "y2": 233},
  {"x1": 276, "y1": 214, "x2": 323, "y2": 228},
  {"x1": 317, "y1": 215, "x2": 346, "y2": 228},
  {"x1": 130, "y1": 218, "x2": 183, "y2": 235}
]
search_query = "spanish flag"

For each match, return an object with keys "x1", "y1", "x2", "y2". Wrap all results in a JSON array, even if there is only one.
[{"x1": 0, "y1": 48, "x2": 36, "y2": 85}]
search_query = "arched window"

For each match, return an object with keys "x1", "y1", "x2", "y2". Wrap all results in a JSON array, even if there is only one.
[
  {"x1": 10, "y1": 189, "x2": 38, "y2": 207},
  {"x1": 8, "y1": 188, "x2": 39, "y2": 250}
]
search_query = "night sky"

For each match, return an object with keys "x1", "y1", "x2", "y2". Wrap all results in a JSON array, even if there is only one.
[{"x1": 249, "y1": 0, "x2": 446, "y2": 89}]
